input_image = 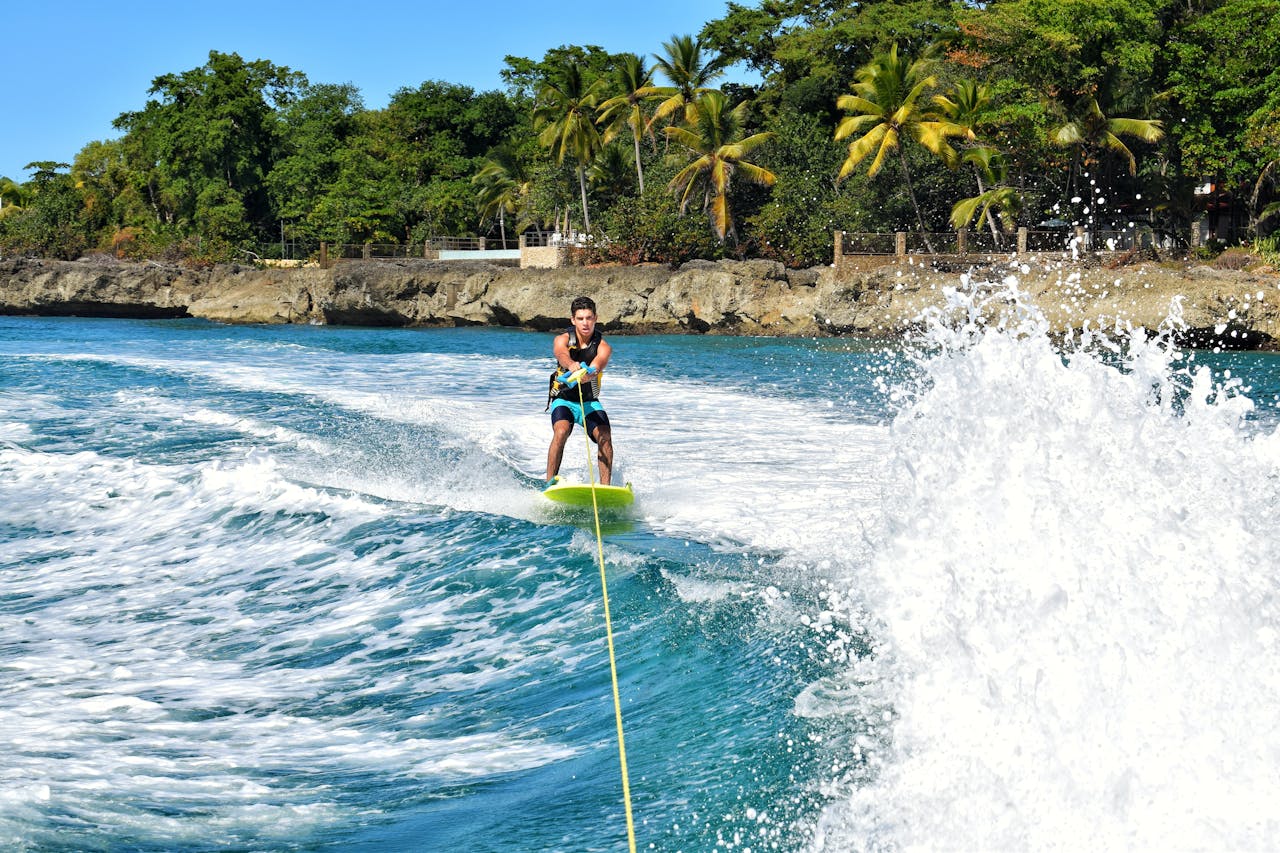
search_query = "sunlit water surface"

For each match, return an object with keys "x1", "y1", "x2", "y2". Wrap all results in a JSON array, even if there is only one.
[{"x1": 2, "y1": 275, "x2": 1279, "y2": 851}]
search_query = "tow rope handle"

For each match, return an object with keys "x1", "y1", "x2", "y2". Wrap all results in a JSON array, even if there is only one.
[{"x1": 558, "y1": 364, "x2": 596, "y2": 388}]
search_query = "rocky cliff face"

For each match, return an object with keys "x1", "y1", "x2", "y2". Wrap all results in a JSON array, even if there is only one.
[{"x1": 2, "y1": 256, "x2": 1277, "y2": 347}]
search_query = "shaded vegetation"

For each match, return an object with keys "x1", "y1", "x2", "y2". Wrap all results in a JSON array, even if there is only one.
[{"x1": 2, "y1": 0, "x2": 1279, "y2": 267}]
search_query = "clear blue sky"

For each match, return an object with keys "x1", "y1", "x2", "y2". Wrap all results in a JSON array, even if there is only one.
[{"x1": 3, "y1": 0, "x2": 753, "y2": 181}]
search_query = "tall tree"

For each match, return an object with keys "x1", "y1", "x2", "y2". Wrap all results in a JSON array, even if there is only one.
[
  {"x1": 533, "y1": 61, "x2": 606, "y2": 232},
  {"x1": 834, "y1": 43, "x2": 967, "y2": 250},
  {"x1": 665, "y1": 91, "x2": 776, "y2": 243},
  {"x1": 651, "y1": 35, "x2": 727, "y2": 128},
  {"x1": 949, "y1": 148, "x2": 1023, "y2": 244},
  {"x1": 934, "y1": 79, "x2": 1006, "y2": 242},
  {"x1": 71, "y1": 139, "x2": 131, "y2": 243},
  {"x1": 955, "y1": 0, "x2": 1163, "y2": 112},
  {"x1": 700, "y1": 0, "x2": 958, "y2": 117},
  {"x1": 1051, "y1": 93, "x2": 1163, "y2": 208},
  {"x1": 266, "y1": 83, "x2": 366, "y2": 244},
  {"x1": 1163, "y1": 0, "x2": 1280, "y2": 237},
  {"x1": 473, "y1": 162, "x2": 516, "y2": 247},
  {"x1": 112, "y1": 51, "x2": 305, "y2": 248},
  {"x1": 587, "y1": 143, "x2": 636, "y2": 204},
  {"x1": 473, "y1": 144, "x2": 538, "y2": 246},
  {"x1": 597, "y1": 53, "x2": 659, "y2": 193},
  {"x1": 380, "y1": 81, "x2": 522, "y2": 241}
]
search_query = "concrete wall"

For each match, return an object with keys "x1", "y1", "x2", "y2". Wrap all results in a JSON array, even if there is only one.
[{"x1": 520, "y1": 245, "x2": 570, "y2": 269}]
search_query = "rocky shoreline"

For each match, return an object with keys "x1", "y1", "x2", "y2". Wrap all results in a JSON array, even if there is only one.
[{"x1": 1, "y1": 255, "x2": 1278, "y2": 348}]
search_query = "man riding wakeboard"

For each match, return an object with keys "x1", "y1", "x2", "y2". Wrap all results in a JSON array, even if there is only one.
[{"x1": 545, "y1": 296, "x2": 613, "y2": 488}]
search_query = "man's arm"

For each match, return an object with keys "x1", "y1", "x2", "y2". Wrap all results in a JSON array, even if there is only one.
[
  {"x1": 589, "y1": 339, "x2": 612, "y2": 372},
  {"x1": 552, "y1": 333, "x2": 576, "y2": 371}
]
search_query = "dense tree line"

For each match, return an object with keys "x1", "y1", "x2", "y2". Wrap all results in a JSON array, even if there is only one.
[{"x1": 2, "y1": 0, "x2": 1278, "y2": 267}]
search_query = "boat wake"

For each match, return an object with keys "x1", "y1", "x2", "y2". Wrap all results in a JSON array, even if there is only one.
[{"x1": 811, "y1": 273, "x2": 1280, "y2": 850}]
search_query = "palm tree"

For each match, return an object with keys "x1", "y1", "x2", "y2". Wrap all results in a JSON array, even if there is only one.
[
  {"x1": 1249, "y1": 157, "x2": 1279, "y2": 234},
  {"x1": 950, "y1": 148, "x2": 1023, "y2": 243},
  {"x1": 665, "y1": 91, "x2": 776, "y2": 243},
  {"x1": 835, "y1": 44, "x2": 968, "y2": 252},
  {"x1": 597, "y1": 53, "x2": 659, "y2": 194},
  {"x1": 651, "y1": 35, "x2": 726, "y2": 130},
  {"x1": 587, "y1": 144, "x2": 635, "y2": 202},
  {"x1": 1052, "y1": 95, "x2": 1164, "y2": 180},
  {"x1": 533, "y1": 62, "x2": 607, "y2": 233},
  {"x1": 932, "y1": 79, "x2": 991, "y2": 134},
  {"x1": 933, "y1": 80, "x2": 1003, "y2": 243},
  {"x1": 473, "y1": 162, "x2": 517, "y2": 248}
]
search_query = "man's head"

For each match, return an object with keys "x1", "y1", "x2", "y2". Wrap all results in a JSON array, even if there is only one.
[{"x1": 570, "y1": 296, "x2": 597, "y2": 340}]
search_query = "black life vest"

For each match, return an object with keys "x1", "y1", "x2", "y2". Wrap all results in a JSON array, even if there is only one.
[{"x1": 545, "y1": 327, "x2": 603, "y2": 408}]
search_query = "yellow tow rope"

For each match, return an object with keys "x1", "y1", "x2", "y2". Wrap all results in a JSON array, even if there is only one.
[{"x1": 576, "y1": 379, "x2": 636, "y2": 852}]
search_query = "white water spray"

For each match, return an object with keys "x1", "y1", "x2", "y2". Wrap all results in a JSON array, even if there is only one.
[{"x1": 814, "y1": 273, "x2": 1280, "y2": 850}]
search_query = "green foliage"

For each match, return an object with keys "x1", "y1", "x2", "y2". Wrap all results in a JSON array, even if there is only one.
[
  {"x1": 650, "y1": 34, "x2": 727, "y2": 127},
  {"x1": 0, "y1": 162, "x2": 92, "y2": 259},
  {"x1": 834, "y1": 43, "x2": 969, "y2": 247},
  {"x1": 701, "y1": 0, "x2": 957, "y2": 118},
  {"x1": 591, "y1": 161, "x2": 724, "y2": 265},
  {"x1": 501, "y1": 46, "x2": 618, "y2": 101},
  {"x1": 1163, "y1": 0, "x2": 1280, "y2": 193},
  {"x1": 533, "y1": 59, "x2": 608, "y2": 230},
  {"x1": 664, "y1": 91, "x2": 776, "y2": 242},
  {"x1": 1256, "y1": 232, "x2": 1280, "y2": 266},
  {"x1": 746, "y1": 109, "x2": 857, "y2": 267},
  {"x1": 950, "y1": 148, "x2": 1024, "y2": 237},
  {"x1": 111, "y1": 51, "x2": 305, "y2": 257},
  {"x1": 597, "y1": 53, "x2": 659, "y2": 193},
  {"x1": 267, "y1": 83, "x2": 365, "y2": 242},
  {"x1": 957, "y1": 0, "x2": 1163, "y2": 107},
  {"x1": 588, "y1": 143, "x2": 638, "y2": 204},
  {"x1": 10, "y1": 0, "x2": 1280, "y2": 264}
]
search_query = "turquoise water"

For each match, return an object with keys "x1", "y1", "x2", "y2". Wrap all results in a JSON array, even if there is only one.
[
  {"x1": 0, "y1": 315, "x2": 894, "y2": 851},
  {"x1": 3, "y1": 283, "x2": 1280, "y2": 851}
]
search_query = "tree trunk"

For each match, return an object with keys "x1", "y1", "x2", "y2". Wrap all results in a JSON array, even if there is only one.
[
  {"x1": 898, "y1": 147, "x2": 935, "y2": 254},
  {"x1": 1249, "y1": 159, "x2": 1278, "y2": 236},
  {"x1": 633, "y1": 129, "x2": 645, "y2": 194},
  {"x1": 498, "y1": 207, "x2": 507, "y2": 249},
  {"x1": 972, "y1": 167, "x2": 1003, "y2": 244},
  {"x1": 974, "y1": 169, "x2": 1001, "y2": 247},
  {"x1": 577, "y1": 164, "x2": 591, "y2": 233}
]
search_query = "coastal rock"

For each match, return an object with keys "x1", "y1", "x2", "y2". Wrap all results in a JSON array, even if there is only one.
[{"x1": 1, "y1": 255, "x2": 1277, "y2": 348}]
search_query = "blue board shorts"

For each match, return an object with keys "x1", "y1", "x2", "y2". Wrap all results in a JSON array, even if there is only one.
[{"x1": 550, "y1": 399, "x2": 610, "y2": 439}]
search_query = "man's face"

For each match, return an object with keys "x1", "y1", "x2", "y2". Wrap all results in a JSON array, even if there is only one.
[{"x1": 572, "y1": 308, "x2": 596, "y2": 340}]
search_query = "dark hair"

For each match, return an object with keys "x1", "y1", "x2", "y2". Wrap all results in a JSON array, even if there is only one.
[{"x1": 570, "y1": 296, "x2": 597, "y2": 315}]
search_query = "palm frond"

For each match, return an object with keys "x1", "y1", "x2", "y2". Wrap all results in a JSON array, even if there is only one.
[
  {"x1": 1108, "y1": 117, "x2": 1164, "y2": 143},
  {"x1": 836, "y1": 95, "x2": 883, "y2": 117},
  {"x1": 664, "y1": 125, "x2": 707, "y2": 153},
  {"x1": 735, "y1": 161, "x2": 777, "y2": 187},
  {"x1": 866, "y1": 128, "x2": 898, "y2": 177},
  {"x1": 834, "y1": 113, "x2": 882, "y2": 142}
]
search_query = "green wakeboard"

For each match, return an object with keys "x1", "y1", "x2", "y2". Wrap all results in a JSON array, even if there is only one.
[{"x1": 542, "y1": 480, "x2": 634, "y2": 508}]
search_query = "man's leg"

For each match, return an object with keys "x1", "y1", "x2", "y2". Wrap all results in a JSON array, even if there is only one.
[
  {"x1": 591, "y1": 423, "x2": 613, "y2": 485},
  {"x1": 545, "y1": 418, "x2": 574, "y2": 482}
]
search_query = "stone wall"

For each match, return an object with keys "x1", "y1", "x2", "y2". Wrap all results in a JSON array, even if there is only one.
[{"x1": 1, "y1": 256, "x2": 1277, "y2": 348}]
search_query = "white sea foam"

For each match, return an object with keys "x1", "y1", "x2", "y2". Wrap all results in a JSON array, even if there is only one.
[
  {"x1": 811, "y1": 277, "x2": 1280, "y2": 850},
  {"x1": 0, "y1": 440, "x2": 587, "y2": 846},
  {"x1": 113, "y1": 391, "x2": 332, "y2": 453},
  {"x1": 9, "y1": 343, "x2": 894, "y2": 551}
]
